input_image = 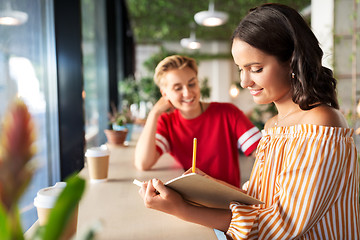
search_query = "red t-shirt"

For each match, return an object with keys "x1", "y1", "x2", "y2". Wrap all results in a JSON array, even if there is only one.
[{"x1": 155, "y1": 102, "x2": 261, "y2": 187}]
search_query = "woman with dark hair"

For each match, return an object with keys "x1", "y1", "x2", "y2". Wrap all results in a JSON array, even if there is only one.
[
  {"x1": 233, "y1": 4, "x2": 338, "y2": 111},
  {"x1": 138, "y1": 4, "x2": 360, "y2": 239}
]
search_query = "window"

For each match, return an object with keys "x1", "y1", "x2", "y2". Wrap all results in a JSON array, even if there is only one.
[
  {"x1": 82, "y1": 0, "x2": 109, "y2": 147},
  {"x1": 0, "y1": 0, "x2": 60, "y2": 230},
  {"x1": 0, "y1": 0, "x2": 134, "y2": 231}
]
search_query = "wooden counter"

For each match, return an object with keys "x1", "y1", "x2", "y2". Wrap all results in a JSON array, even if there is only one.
[{"x1": 77, "y1": 141, "x2": 220, "y2": 240}]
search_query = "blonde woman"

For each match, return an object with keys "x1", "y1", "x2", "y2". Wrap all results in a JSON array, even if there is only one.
[{"x1": 135, "y1": 55, "x2": 261, "y2": 187}]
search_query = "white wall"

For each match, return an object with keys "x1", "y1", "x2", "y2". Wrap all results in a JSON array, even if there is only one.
[
  {"x1": 311, "y1": 0, "x2": 360, "y2": 114},
  {"x1": 311, "y1": 0, "x2": 334, "y2": 70}
]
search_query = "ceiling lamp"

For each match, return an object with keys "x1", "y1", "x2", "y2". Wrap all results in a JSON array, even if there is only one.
[
  {"x1": 194, "y1": 0, "x2": 228, "y2": 27},
  {"x1": 180, "y1": 31, "x2": 201, "y2": 50},
  {"x1": 0, "y1": 2, "x2": 28, "y2": 26}
]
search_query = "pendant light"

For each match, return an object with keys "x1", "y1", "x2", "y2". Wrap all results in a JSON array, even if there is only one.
[
  {"x1": 194, "y1": 0, "x2": 228, "y2": 27},
  {"x1": 0, "y1": 2, "x2": 28, "y2": 26},
  {"x1": 180, "y1": 30, "x2": 201, "y2": 49},
  {"x1": 180, "y1": 23, "x2": 201, "y2": 50}
]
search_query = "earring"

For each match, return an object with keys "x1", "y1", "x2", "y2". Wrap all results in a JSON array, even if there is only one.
[{"x1": 291, "y1": 72, "x2": 295, "y2": 79}]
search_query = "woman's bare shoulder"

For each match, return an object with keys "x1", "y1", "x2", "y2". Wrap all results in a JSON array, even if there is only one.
[
  {"x1": 300, "y1": 105, "x2": 348, "y2": 128},
  {"x1": 264, "y1": 115, "x2": 277, "y2": 129}
]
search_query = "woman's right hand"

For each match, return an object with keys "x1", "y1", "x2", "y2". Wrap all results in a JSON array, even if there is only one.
[
  {"x1": 152, "y1": 97, "x2": 175, "y2": 115},
  {"x1": 139, "y1": 178, "x2": 187, "y2": 216},
  {"x1": 134, "y1": 97, "x2": 173, "y2": 171}
]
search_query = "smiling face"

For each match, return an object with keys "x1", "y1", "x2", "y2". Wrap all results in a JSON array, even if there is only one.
[
  {"x1": 231, "y1": 38, "x2": 292, "y2": 105},
  {"x1": 160, "y1": 66, "x2": 201, "y2": 118}
]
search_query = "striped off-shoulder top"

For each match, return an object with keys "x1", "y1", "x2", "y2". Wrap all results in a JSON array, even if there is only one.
[{"x1": 227, "y1": 124, "x2": 360, "y2": 240}]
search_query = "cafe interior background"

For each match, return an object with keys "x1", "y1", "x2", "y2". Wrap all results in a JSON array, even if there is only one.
[{"x1": 0, "y1": 0, "x2": 359, "y2": 232}]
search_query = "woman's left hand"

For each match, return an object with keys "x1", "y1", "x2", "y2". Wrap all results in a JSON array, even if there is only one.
[{"x1": 138, "y1": 178, "x2": 187, "y2": 216}]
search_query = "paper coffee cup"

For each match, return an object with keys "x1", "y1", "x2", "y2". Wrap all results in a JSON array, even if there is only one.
[
  {"x1": 34, "y1": 182, "x2": 78, "y2": 239},
  {"x1": 85, "y1": 146, "x2": 110, "y2": 183}
]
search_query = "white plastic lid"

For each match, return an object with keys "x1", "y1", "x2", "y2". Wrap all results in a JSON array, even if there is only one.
[
  {"x1": 33, "y1": 182, "x2": 67, "y2": 209},
  {"x1": 85, "y1": 146, "x2": 110, "y2": 157}
]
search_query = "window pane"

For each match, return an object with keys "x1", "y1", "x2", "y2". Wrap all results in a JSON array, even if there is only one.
[
  {"x1": 82, "y1": 0, "x2": 109, "y2": 147},
  {"x1": 0, "y1": 0, "x2": 59, "y2": 230}
]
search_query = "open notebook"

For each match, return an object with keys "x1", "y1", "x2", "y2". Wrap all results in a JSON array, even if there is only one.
[{"x1": 135, "y1": 173, "x2": 263, "y2": 209}]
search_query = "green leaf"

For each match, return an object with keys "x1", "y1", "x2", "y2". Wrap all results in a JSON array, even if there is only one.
[
  {"x1": 11, "y1": 207, "x2": 25, "y2": 240},
  {"x1": 41, "y1": 175, "x2": 85, "y2": 240},
  {"x1": 0, "y1": 203, "x2": 11, "y2": 240},
  {"x1": 0, "y1": 203, "x2": 24, "y2": 240}
]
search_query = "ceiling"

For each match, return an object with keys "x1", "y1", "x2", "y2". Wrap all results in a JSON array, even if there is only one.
[{"x1": 126, "y1": 0, "x2": 311, "y2": 44}]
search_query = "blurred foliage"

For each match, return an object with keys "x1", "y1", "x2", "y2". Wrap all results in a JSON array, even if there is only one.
[
  {"x1": 248, "y1": 103, "x2": 277, "y2": 130},
  {"x1": 200, "y1": 78, "x2": 211, "y2": 100},
  {"x1": 119, "y1": 76, "x2": 161, "y2": 107},
  {"x1": 143, "y1": 46, "x2": 232, "y2": 72},
  {"x1": 139, "y1": 76, "x2": 162, "y2": 104},
  {"x1": 0, "y1": 99, "x2": 94, "y2": 240},
  {"x1": 119, "y1": 77, "x2": 141, "y2": 106},
  {"x1": 126, "y1": 0, "x2": 310, "y2": 43},
  {"x1": 143, "y1": 47, "x2": 177, "y2": 73}
]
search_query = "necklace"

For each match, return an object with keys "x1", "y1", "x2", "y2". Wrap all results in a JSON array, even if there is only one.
[
  {"x1": 274, "y1": 108, "x2": 298, "y2": 127},
  {"x1": 199, "y1": 101, "x2": 204, "y2": 114}
]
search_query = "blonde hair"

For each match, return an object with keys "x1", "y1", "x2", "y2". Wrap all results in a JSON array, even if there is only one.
[{"x1": 154, "y1": 55, "x2": 198, "y2": 88}]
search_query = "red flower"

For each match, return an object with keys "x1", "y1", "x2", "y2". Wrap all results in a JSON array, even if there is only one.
[{"x1": 0, "y1": 98, "x2": 36, "y2": 211}]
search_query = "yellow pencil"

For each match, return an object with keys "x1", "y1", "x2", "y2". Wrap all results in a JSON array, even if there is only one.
[{"x1": 192, "y1": 138, "x2": 197, "y2": 173}]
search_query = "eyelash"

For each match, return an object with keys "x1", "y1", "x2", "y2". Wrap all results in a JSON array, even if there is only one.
[
  {"x1": 174, "y1": 83, "x2": 196, "y2": 91},
  {"x1": 252, "y1": 68, "x2": 263, "y2": 73},
  {"x1": 238, "y1": 68, "x2": 263, "y2": 73}
]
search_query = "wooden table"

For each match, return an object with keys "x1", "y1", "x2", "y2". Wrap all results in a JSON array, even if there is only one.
[{"x1": 77, "y1": 141, "x2": 219, "y2": 240}]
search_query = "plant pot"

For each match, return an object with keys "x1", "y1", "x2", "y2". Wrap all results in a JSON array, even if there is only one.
[
  {"x1": 125, "y1": 123, "x2": 134, "y2": 142},
  {"x1": 112, "y1": 123, "x2": 127, "y2": 131},
  {"x1": 104, "y1": 129, "x2": 128, "y2": 145}
]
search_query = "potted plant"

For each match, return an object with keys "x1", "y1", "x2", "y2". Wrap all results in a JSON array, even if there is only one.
[
  {"x1": 104, "y1": 104, "x2": 128, "y2": 146},
  {"x1": 0, "y1": 98, "x2": 96, "y2": 240}
]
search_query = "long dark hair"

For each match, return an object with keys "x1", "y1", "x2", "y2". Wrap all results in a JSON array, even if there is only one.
[{"x1": 232, "y1": 3, "x2": 339, "y2": 110}]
